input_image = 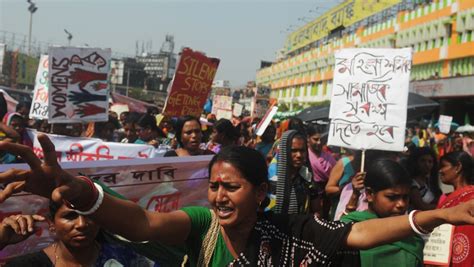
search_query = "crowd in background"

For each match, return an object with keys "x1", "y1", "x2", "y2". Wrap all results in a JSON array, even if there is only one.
[{"x1": 1, "y1": 93, "x2": 474, "y2": 266}]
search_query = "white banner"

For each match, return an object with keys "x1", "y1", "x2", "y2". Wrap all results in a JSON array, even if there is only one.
[
  {"x1": 26, "y1": 129, "x2": 165, "y2": 162},
  {"x1": 48, "y1": 47, "x2": 111, "y2": 123},
  {"x1": 0, "y1": 43, "x2": 5, "y2": 75},
  {"x1": 0, "y1": 155, "x2": 212, "y2": 260},
  {"x1": 328, "y1": 48, "x2": 412, "y2": 151},
  {"x1": 29, "y1": 55, "x2": 49, "y2": 120},
  {"x1": 439, "y1": 115, "x2": 453, "y2": 134}
]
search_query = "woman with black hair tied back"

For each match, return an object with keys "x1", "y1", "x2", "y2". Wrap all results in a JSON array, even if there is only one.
[
  {"x1": 437, "y1": 151, "x2": 474, "y2": 266},
  {"x1": 341, "y1": 159, "x2": 424, "y2": 267},
  {"x1": 163, "y1": 115, "x2": 214, "y2": 157},
  {"x1": 206, "y1": 119, "x2": 240, "y2": 154},
  {"x1": 2, "y1": 136, "x2": 474, "y2": 266}
]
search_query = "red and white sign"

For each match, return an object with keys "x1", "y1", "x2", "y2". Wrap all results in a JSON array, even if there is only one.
[
  {"x1": 163, "y1": 48, "x2": 220, "y2": 117},
  {"x1": 26, "y1": 129, "x2": 164, "y2": 162},
  {"x1": 48, "y1": 47, "x2": 111, "y2": 123}
]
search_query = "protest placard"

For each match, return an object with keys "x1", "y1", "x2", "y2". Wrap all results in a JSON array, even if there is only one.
[
  {"x1": 256, "y1": 106, "x2": 278, "y2": 136},
  {"x1": 233, "y1": 103, "x2": 243, "y2": 117},
  {"x1": 48, "y1": 47, "x2": 111, "y2": 123},
  {"x1": 26, "y1": 129, "x2": 165, "y2": 162},
  {"x1": 163, "y1": 48, "x2": 220, "y2": 117},
  {"x1": 328, "y1": 48, "x2": 412, "y2": 152},
  {"x1": 439, "y1": 115, "x2": 453, "y2": 134},
  {"x1": 212, "y1": 95, "x2": 233, "y2": 120},
  {"x1": 0, "y1": 155, "x2": 212, "y2": 260},
  {"x1": 423, "y1": 224, "x2": 454, "y2": 265},
  {"x1": 29, "y1": 55, "x2": 49, "y2": 119}
]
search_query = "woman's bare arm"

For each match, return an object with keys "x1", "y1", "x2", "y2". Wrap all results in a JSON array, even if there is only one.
[
  {"x1": 325, "y1": 160, "x2": 344, "y2": 196},
  {"x1": 345, "y1": 200, "x2": 474, "y2": 249}
]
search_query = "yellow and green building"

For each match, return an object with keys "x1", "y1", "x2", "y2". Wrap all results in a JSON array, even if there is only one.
[{"x1": 257, "y1": 0, "x2": 474, "y2": 122}]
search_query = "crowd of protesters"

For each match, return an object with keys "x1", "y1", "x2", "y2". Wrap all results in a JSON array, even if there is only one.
[{"x1": 0, "y1": 93, "x2": 474, "y2": 266}]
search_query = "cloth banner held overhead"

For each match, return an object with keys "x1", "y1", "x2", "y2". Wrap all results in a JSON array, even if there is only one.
[
  {"x1": 48, "y1": 47, "x2": 111, "y2": 123},
  {"x1": 163, "y1": 47, "x2": 220, "y2": 117},
  {"x1": 328, "y1": 48, "x2": 412, "y2": 151},
  {"x1": 29, "y1": 55, "x2": 49, "y2": 120},
  {"x1": 26, "y1": 129, "x2": 164, "y2": 162},
  {"x1": 0, "y1": 155, "x2": 212, "y2": 260}
]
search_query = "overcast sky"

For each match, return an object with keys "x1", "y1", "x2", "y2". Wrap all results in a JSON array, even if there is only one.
[{"x1": 0, "y1": 0, "x2": 339, "y2": 87}]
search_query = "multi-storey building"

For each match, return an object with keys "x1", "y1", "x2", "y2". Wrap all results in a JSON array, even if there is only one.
[{"x1": 256, "y1": 0, "x2": 474, "y2": 122}]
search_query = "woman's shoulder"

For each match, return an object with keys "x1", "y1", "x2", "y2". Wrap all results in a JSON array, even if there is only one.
[
  {"x1": 5, "y1": 250, "x2": 52, "y2": 267},
  {"x1": 181, "y1": 207, "x2": 212, "y2": 230},
  {"x1": 163, "y1": 150, "x2": 178, "y2": 157}
]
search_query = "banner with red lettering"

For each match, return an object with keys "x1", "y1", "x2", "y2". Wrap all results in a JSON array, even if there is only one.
[
  {"x1": 29, "y1": 55, "x2": 49, "y2": 120},
  {"x1": 0, "y1": 155, "x2": 212, "y2": 260},
  {"x1": 48, "y1": 47, "x2": 111, "y2": 123},
  {"x1": 163, "y1": 47, "x2": 220, "y2": 117},
  {"x1": 26, "y1": 129, "x2": 165, "y2": 162}
]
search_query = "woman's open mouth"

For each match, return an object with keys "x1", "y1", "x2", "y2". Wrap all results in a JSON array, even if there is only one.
[{"x1": 216, "y1": 206, "x2": 234, "y2": 218}]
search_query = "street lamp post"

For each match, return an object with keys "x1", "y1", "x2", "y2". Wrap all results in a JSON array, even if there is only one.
[
  {"x1": 27, "y1": 0, "x2": 38, "y2": 56},
  {"x1": 64, "y1": 29, "x2": 73, "y2": 46}
]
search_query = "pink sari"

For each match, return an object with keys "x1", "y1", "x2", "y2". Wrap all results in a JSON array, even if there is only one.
[{"x1": 437, "y1": 185, "x2": 474, "y2": 267}]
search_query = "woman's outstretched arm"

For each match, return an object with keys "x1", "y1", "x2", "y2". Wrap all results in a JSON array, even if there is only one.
[
  {"x1": 0, "y1": 135, "x2": 192, "y2": 245},
  {"x1": 345, "y1": 201, "x2": 474, "y2": 249}
]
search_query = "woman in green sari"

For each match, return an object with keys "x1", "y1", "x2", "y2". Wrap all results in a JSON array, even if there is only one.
[{"x1": 342, "y1": 159, "x2": 424, "y2": 267}]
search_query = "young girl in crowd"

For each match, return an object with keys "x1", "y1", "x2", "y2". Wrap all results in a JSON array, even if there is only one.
[
  {"x1": 341, "y1": 159, "x2": 424, "y2": 266},
  {"x1": 437, "y1": 151, "x2": 474, "y2": 266}
]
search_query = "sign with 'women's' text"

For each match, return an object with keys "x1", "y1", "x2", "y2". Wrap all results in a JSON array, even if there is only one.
[
  {"x1": 328, "y1": 48, "x2": 412, "y2": 151},
  {"x1": 48, "y1": 47, "x2": 111, "y2": 123}
]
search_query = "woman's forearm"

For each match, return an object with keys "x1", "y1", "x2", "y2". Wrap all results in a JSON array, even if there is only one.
[
  {"x1": 346, "y1": 208, "x2": 445, "y2": 249},
  {"x1": 90, "y1": 194, "x2": 191, "y2": 244}
]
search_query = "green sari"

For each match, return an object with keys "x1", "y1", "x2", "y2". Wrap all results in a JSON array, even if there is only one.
[{"x1": 341, "y1": 211, "x2": 424, "y2": 267}]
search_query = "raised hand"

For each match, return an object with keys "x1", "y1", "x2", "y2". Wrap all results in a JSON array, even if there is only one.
[
  {"x1": 0, "y1": 214, "x2": 45, "y2": 249},
  {"x1": 351, "y1": 172, "x2": 366, "y2": 192},
  {"x1": 0, "y1": 134, "x2": 93, "y2": 206}
]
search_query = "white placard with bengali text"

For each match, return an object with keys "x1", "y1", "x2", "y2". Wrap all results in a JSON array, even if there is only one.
[
  {"x1": 328, "y1": 48, "x2": 412, "y2": 151},
  {"x1": 423, "y1": 224, "x2": 454, "y2": 265}
]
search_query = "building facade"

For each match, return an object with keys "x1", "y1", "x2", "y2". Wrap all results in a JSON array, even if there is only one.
[{"x1": 256, "y1": 0, "x2": 474, "y2": 122}]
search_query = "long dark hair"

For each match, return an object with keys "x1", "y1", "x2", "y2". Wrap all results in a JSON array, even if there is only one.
[
  {"x1": 440, "y1": 151, "x2": 474, "y2": 185},
  {"x1": 213, "y1": 119, "x2": 240, "y2": 143},
  {"x1": 365, "y1": 159, "x2": 412, "y2": 192}
]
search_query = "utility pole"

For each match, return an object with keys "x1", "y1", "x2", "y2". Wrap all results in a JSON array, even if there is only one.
[{"x1": 27, "y1": 0, "x2": 38, "y2": 56}]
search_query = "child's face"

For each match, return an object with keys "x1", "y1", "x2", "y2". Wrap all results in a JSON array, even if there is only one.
[{"x1": 368, "y1": 185, "x2": 410, "y2": 218}]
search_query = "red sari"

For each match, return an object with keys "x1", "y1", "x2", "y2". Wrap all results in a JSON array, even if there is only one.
[{"x1": 437, "y1": 185, "x2": 474, "y2": 267}]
